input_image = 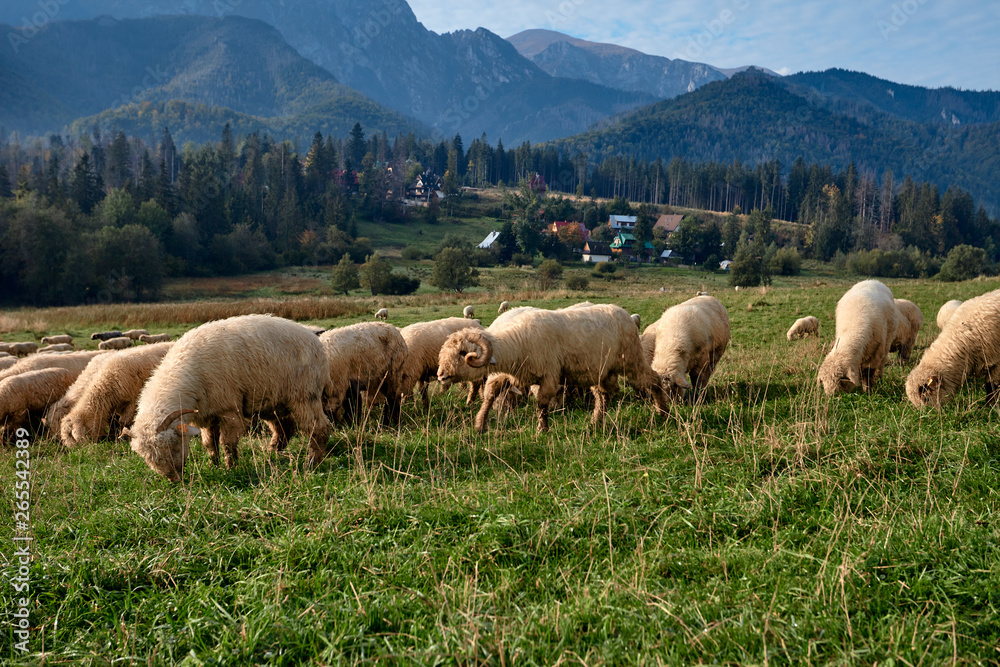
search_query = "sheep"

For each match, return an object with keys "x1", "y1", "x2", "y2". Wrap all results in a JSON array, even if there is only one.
[
  {"x1": 640, "y1": 320, "x2": 660, "y2": 366},
  {"x1": 0, "y1": 368, "x2": 76, "y2": 442},
  {"x1": 43, "y1": 352, "x2": 118, "y2": 435},
  {"x1": 936, "y1": 300, "x2": 963, "y2": 330},
  {"x1": 40, "y1": 335, "x2": 73, "y2": 345},
  {"x1": 650, "y1": 296, "x2": 731, "y2": 400},
  {"x1": 498, "y1": 301, "x2": 511, "y2": 314},
  {"x1": 39, "y1": 344, "x2": 74, "y2": 354},
  {"x1": 697, "y1": 291, "x2": 709, "y2": 296},
  {"x1": 891, "y1": 299, "x2": 924, "y2": 363},
  {"x1": 10, "y1": 342, "x2": 38, "y2": 357},
  {"x1": 91, "y1": 331, "x2": 123, "y2": 341},
  {"x1": 0, "y1": 350, "x2": 106, "y2": 384},
  {"x1": 98, "y1": 337, "x2": 133, "y2": 350},
  {"x1": 375, "y1": 308, "x2": 389, "y2": 321},
  {"x1": 138, "y1": 333, "x2": 171, "y2": 344},
  {"x1": 129, "y1": 315, "x2": 334, "y2": 481},
  {"x1": 399, "y1": 317, "x2": 485, "y2": 412},
  {"x1": 631, "y1": 313, "x2": 641, "y2": 328},
  {"x1": 786, "y1": 316, "x2": 820, "y2": 341},
  {"x1": 474, "y1": 373, "x2": 526, "y2": 431},
  {"x1": 437, "y1": 304, "x2": 668, "y2": 432},
  {"x1": 0, "y1": 352, "x2": 11, "y2": 358},
  {"x1": 817, "y1": 280, "x2": 900, "y2": 395},
  {"x1": 0, "y1": 358, "x2": 18, "y2": 372},
  {"x1": 463, "y1": 305, "x2": 475, "y2": 319},
  {"x1": 122, "y1": 329, "x2": 150, "y2": 340},
  {"x1": 60, "y1": 343, "x2": 174, "y2": 447},
  {"x1": 906, "y1": 289, "x2": 1000, "y2": 407},
  {"x1": 318, "y1": 323, "x2": 407, "y2": 427}
]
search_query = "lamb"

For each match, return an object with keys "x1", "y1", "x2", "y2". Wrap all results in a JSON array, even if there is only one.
[
  {"x1": 474, "y1": 373, "x2": 526, "y2": 431},
  {"x1": 10, "y1": 342, "x2": 38, "y2": 357},
  {"x1": 463, "y1": 305, "x2": 475, "y2": 319},
  {"x1": 0, "y1": 368, "x2": 76, "y2": 442},
  {"x1": 138, "y1": 333, "x2": 171, "y2": 344},
  {"x1": 906, "y1": 289, "x2": 1000, "y2": 407},
  {"x1": 43, "y1": 352, "x2": 118, "y2": 435},
  {"x1": 39, "y1": 344, "x2": 74, "y2": 353},
  {"x1": 786, "y1": 316, "x2": 820, "y2": 341},
  {"x1": 437, "y1": 304, "x2": 668, "y2": 432},
  {"x1": 129, "y1": 315, "x2": 334, "y2": 481},
  {"x1": 40, "y1": 335, "x2": 73, "y2": 345},
  {"x1": 817, "y1": 280, "x2": 900, "y2": 395},
  {"x1": 891, "y1": 299, "x2": 924, "y2": 363},
  {"x1": 0, "y1": 350, "x2": 105, "y2": 384},
  {"x1": 650, "y1": 296, "x2": 731, "y2": 400},
  {"x1": 375, "y1": 308, "x2": 389, "y2": 321},
  {"x1": 98, "y1": 337, "x2": 133, "y2": 350},
  {"x1": 318, "y1": 323, "x2": 406, "y2": 426},
  {"x1": 60, "y1": 343, "x2": 174, "y2": 446},
  {"x1": 91, "y1": 331, "x2": 123, "y2": 341},
  {"x1": 498, "y1": 301, "x2": 510, "y2": 314},
  {"x1": 936, "y1": 300, "x2": 963, "y2": 330},
  {"x1": 399, "y1": 317, "x2": 485, "y2": 412},
  {"x1": 122, "y1": 329, "x2": 150, "y2": 340}
]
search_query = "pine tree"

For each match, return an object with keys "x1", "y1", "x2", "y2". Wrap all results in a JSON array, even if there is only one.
[
  {"x1": 106, "y1": 131, "x2": 133, "y2": 190},
  {"x1": 137, "y1": 149, "x2": 157, "y2": 202},
  {"x1": 347, "y1": 123, "x2": 366, "y2": 171},
  {"x1": 159, "y1": 126, "x2": 177, "y2": 183},
  {"x1": 0, "y1": 164, "x2": 12, "y2": 199},
  {"x1": 330, "y1": 253, "x2": 360, "y2": 295},
  {"x1": 70, "y1": 152, "x2": 102, "y2": 214}
]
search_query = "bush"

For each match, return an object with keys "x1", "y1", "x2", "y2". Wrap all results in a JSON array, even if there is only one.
[
  {"x1": 769, "y1": 246, "x2": 802, "y2": 276},
  {"x1": 401, "y1": 246, "x2": 427, "y2": 261},
  {"x1": 938, "y1": 244, "x2": 989, "y2": 282},
  {"x1": 842, "y1": 247, "x2": 939, "y2": 279},
  {"x1": 593, "y1": 261, "x2": 616, "y2": 277},
  {"x1": 565, "y1": 275, "x2": 589, "y2": 291},
  {"x1": 511, "y1": 252, "x2": 534, "y2": 267},
  {"x1": 537, "y1": 259, "x2": 563, "y2": 289},
  {"x1": 385, "y1": 273, "x2": 421, "y2": 295}
]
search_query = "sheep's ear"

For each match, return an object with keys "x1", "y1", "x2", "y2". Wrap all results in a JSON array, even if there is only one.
[
  {"x1": 511, "y1": 386, "x2": 523, "y2": 396},
  {"x1": 847, "y1": 367, "x2": 861, "y2": 386},
  {"x1": 120, "y1": 427, "x2": 131, "y2": 439},
  {"x1": 464, "y1": 352, "x2": 480, "y2": 365},
  {"x1": 925, "y1": 376, "x2": 939, "y2": 390},
  {"x1": 490, "y1": 357, "x2": 497, "y2": 365},
  {"x1": 673, "y1": 373, "x2": 693, "y2": 390}
]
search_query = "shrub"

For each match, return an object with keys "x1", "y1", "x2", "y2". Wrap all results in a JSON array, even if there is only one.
[
  {"x1": 537, "y1": 259, "x2": 563, "y2": 289},
  {"x1": 593, "y1": 261, "x2": 616, "y2": 277},
  {"x1": 565, "y1": 275, "x2": 589, "y2": 291},
  {"x1": 511, "y1": 252, "x2": 534, "y2": 267},
  {"x1": 401, "y1": 246, "x2": 426, "y2": 261},
  {"x1": 938, "y1": 244, "x2": 989, "y2": 282},
  {"x1": 769, "y1": 246, "x2": 802, "y2": 276},
  {"x1": 385, "y1": 273, "x2": 421, "y2": 295}
]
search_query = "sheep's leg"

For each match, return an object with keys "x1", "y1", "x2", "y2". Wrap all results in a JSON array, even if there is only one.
[
  {"x1": 218, "y1": 413, "x2": 245, "y2": 469},
  {"x1": 465, "y1": 380, "x2": 484, "y2": 406},
  {"x1": 266, "y1": 415, "x2": 296, "y2": 453},
  {"x1": 590, "y1": 374, "x2": 618, "y2": 425},
  {"x1": 534, "y1": 379, "x2": 559, "y2": 432},
  {"x1": 297, "y1": 402, "x2": 332, "y2": 469},
  {"x1": 380, "y1": 385, "x2": 402, "y2": 427},
  {"x1": 415, "y1": 381, "x2": 430, "y2": 413},
  {"x1": 861, "y1": 367, "x2": 878, "y2": 393},
  {"x1": 985, "y1": 366, "x2": 1000, "y2": 403},
  {"x1": 474, "y1": 391, "x2": 499, "y2": 433},
  {"x1": 201, "y1": 424, "x2": 221, "y2": 466}
]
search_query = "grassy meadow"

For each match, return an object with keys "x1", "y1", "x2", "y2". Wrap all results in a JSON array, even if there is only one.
[{"x1": 2, "y1": 266, "x2": 1000, "y2": 665}]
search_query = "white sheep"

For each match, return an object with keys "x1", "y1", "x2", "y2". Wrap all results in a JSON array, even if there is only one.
[
  {"x1": 0, "y1": 350, "x2": 106, "y2": 385},
  {"x1": 891, "y1": 299, "x2": 923, "y2": 363},
  {"x1": 10, "y1": 342, "x2": 38, "y2": 357},
  {"x1": 463, "y1": 305, "x2": 475, "y2": 319},
  {"x1": 375, "y1": 308, "x2": 389, "y2": 321},
  {"x1": 818, "y1": 280, "x2": 900, "y2": 395},
  {"x1": 398, "y1": 317, "x2": 485, "y2": 412},
  {"x1": 122, "y1": 329, "x2": 150, "y2": 340},
  {"x1": 936, "y1": 300, "x2": 963, "y2": 330},
  {"x1": 498, "y1": 301, "x2": 511, "y2": 314},
  {"x1": 43, "y1": 352, "x2": 118, "y2": 435},
  {"x1": 0, "y1": 368, "x2": 76, "y2": 442},
  {"x1": 60, "y1": 343, "x2": 174, "y2": 446},
  {"x1": 474, "y1": 373, "x2": 526, "y2": 431},
  {"x1": 437, "y1": 304, "x2": 668, "y2": 432},
  {"x1": 91, "y1": 331, "x2": 123, "y2": 341},
  {"x1": 98, "y1": 337, "x2": 133, "y2": 350},
  {"x1": 906, "y1": 289, "x2": 1000, "y2": 407},
  {"x1": 40, "y1": 335, "x2": 73, "y2": 345},
  {"x1": 130, "y1": 315, "x2": 334, "y2": 481},
  {"x1": 0, "y1": 358, "x2": 18, "y2": 372},
  {"x1": 650, "y1": 296, "x2": 731, "y2": 399},
  {"x1": 39, "y1": 344, "x2": 74, "y2": 354},
  {"x1": 786, "y1": 316, "x2": 820, "y2": 341},
  {"x1": 318, "y1": 323, "x2": 407, "y2": 427},
  {"x1": 138, "y1": 333, "x2": 171, "y2": 344}
]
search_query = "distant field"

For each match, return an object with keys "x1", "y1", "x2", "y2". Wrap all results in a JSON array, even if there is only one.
[{"x1": 2, "y1": 272, "x2": 999, "y2": 664}]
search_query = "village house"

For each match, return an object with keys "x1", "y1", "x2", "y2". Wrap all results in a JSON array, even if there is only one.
[
  {"x1": 653, "y1": 214, "x2": 683, "y2": 236},
  {"x1": 582, "y1": 240, "x2": 613, "y2": 263},
  {"x1": 608, "y1": 215, "x2": 637, "y2": 232},
  {"x1": 611, "y1": 231, "x2": 655, "y2": 262}
]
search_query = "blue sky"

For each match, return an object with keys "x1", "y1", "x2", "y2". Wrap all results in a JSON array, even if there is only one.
[{"x1": 406, "y1": 0, "x2": 999, "y2": 91}]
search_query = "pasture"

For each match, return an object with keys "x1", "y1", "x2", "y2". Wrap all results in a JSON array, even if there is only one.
[{"x1": 2, "y1": 270, "x2": 999, "y2": 665}]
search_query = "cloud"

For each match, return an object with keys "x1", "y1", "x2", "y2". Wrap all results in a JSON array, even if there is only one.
[{"x1": 405, "y1": 0, "x2": 999, "y2": 90}]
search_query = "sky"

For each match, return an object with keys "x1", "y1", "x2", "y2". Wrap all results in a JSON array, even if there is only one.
[{"x1": 406, "y1": 0, "x2": 999, "y2": 91}]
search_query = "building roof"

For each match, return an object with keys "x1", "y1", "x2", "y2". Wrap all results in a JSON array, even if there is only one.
[
  {"x1": 609, "y1": 215, "x2": 637, "y2": 227},
  {"x1": 654, "y1": 214, "x2": 684, "y2": 233},
  {"x1": 660, "y1": 249, "x2": 673, "y2": 258},
  {"x1": 584, "y1": 241, "x2": 612, "y2": 255},
  {"x1": 478, "y1": 231, "x2": 501, "y2": 249}
]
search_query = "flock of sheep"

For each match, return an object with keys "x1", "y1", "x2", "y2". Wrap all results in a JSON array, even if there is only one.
[{"x1": 0, "y1": 279, "x2": 995, "y2": 482}]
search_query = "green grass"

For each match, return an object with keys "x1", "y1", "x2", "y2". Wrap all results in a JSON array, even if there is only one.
[{"x1": 3, "y1": 273, "x2": 1000, "y2": 665}]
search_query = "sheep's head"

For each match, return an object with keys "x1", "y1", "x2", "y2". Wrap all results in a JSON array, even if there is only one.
[
  {"x1": 817, "y1": 359, "x2": 861, "y2": 396},
  {"x1": 905, "y1": 366, "x2": 952, "y2": 408},
  {"x1": 437, "y1": 331, "x2": 494, "y2": 386},
  {"x1": 132, "y1": 409, "x2": 198, "y2": 482}
]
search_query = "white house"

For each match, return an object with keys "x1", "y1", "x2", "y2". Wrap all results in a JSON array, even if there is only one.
[
  {"x1": 582, "y1": 241, "x2": 613, "y2": 263},
  {"x1": 609, "y1": 215, "x2": 637, "y2": 231}
]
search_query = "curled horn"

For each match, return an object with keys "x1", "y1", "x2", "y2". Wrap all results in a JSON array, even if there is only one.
[
  {"x1": 157, "y1": 409, "x2": 198, "y2": 433},
  {"x1": 463, "y1": 331, "x2": 494, "y2": 369}
]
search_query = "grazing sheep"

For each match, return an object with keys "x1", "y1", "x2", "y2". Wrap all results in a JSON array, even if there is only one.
[
  {"x1": 474, "y1": 373, "x2": 526, "y2": 431},
  {"x1": 463, "y1": 305, "x2": 475, "y2": 319},
  {"x1": 60, "y1": 343, "x2": 174, "y2": 446},
  {"x1": 696, "y1": 291, "x2": 709, "y2": 296},
  {"x1": 936, "y1": 300, "x2": 963, "y2": 330},
  {"x1": 0, "y1": 350, "x2": 105, "y2": 385},
  {"x1": 0, "y1": 352, "x2": 11, "y2": 359},
  {"x1": 640, "y1": 320, "x2": 660, "y2": 366},
  {"x1": 39, "y1": 344, "x2": 74, "y2": 354},
  {"x1": 818, "y1": 280, "x2": 900, "y2": 395},
  {"x1": 906, "y1": 289, "x2": 1000, "y2": 407},
  {"x1": 631, "y1": 313, "x2": 641, "y2": 328},
  {"x1": 10, "y1": 342, "x2": 38, "y2": 357},
  {"x1": 129, "y1": 315, "x2": 334, "y2": 481},
  {"x1": 43, "y1": 353, "x2": 118, "y2": 435},
  {"x1": 786, "y1": 316, "x2": 820, "y2": 341},
  {"x1": 122, "y1": 329, "x2": 150, "y2": 340},
  {"x1": 0, "y1": 368, "x2": 76, "y2": 442},
  {"x1": 399, "y1": 317, "x2": 485, "y2": 412},
  {"x1": 40, "y1": 335, "x2": 73, "y2": 346},
  {"x1": 0, "y1": 358, "x2": 18, "y2": 372},
  {"x1": 98, "y1": 337, "x2": 133, "y2": 350},
  {"x1": 650, "y1": 296, "x2": 731, "y2": 400},
  {"x1": 375, "y1": 308, "x2": 389, "y2": 321},
  {"x1": 437, "y1": 304, "x2": 668, "y2": 432},
  {"x1": 891, "y1": 299, "x2": 924, "y2": 363},
  {"x1": 138, "y1": 333, "x2": 171, "y2": 344},
  {"x1": 498, "y1": 301, "x2": 511, "y2": 314},
  {"x1": 91, "y1": 331, "x2": 123, "y2": 341},
  {"x1": 318, "y1": 323, "x2": 406, "y2": 427}
]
